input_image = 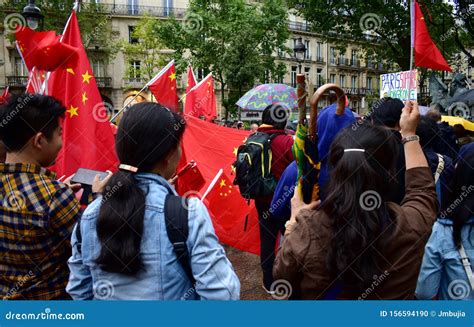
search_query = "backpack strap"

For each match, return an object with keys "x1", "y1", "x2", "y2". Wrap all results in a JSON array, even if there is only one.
[
  {"x1": 164, "y1": 194, "x2": 196, "y2": 285},
  {"x1": 458, "y1": 242, "x2": 474, "y2": 291},
  {"x1": 75, "y1": 218, "x2": 82, "y2": 255}
]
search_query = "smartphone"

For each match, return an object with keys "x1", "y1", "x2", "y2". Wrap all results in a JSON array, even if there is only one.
[{"x1": 71, "y1": 168, "x2": 109, "y2": 186}]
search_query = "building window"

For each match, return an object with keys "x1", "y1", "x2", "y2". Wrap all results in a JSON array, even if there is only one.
[
  {"x1": 329, "y1": 74, "x2": 336, "y2": 84},
  {"x1": 128, "y1": 26, "x2": 138, "y2": 44},
  {"x1": 367, "y1": 76, "x2": 373, "y2": 90},
  {"x1": 316, "y1": 68, "x2": 323, "y2": 86},
  {"x1": 14, "y1": 57, "x2": 27, "y2": 76},
  {"x1": 127, "y1": 0, "x2": 139, "y2": 14},
  {"x1": 351, "y1": 50, "x2": 357, "y2": 66},
  {"x1": 339, "y1": 51, "x2": 346, "y2": 64},
  {"x1": 130, "y1": 60, "x2": 141, "y2": 79},
  {"x1": 351, "y1": 75, "x2": 358, "y2": 88},
  {"x1": 291, "y1": 66, "x2": 297, "y2": 87},
  {"x1": 304, "y1": 40, "x2": 311, "y2": 60},
  {"x1": 339, "y1": 74, "x2": 346, "y2": 87},
  {"x1": 304, "y1": 67, "x2": 310, "y2": 81},
  {"x1": 316, "y1": 42, "x2": 322, "y2": 61},
  {"x1": 330, "y1": 47, "x2": 336, "y2": 64},
  {"x1": 92, "y1": 60, "x2": 106, "y2": 78},
  {"x1": 163, "y1": 0, "x2": 173, "y2": 16}
]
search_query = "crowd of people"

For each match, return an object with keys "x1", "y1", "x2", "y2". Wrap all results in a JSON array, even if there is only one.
[{"x1": 0, "y1": 93, "x2": 472, "y2": 300}]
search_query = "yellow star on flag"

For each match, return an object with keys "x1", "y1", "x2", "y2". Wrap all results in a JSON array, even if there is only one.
[
  {"x1": 169, "y1": 72, "x2": 176, "y2": 81},
  {"x1": 66, "y1": 68, "x2": 75, "y2": 75},
  {"x1": 82, "y1": 92, "x2": 88, "y2": 105},
  {"x1": 230, "y1": 165, "x2": 236, "y2": 174},
  {"x1": 233, "y1": 147, "x2": 238, "y2": 156},
  {"x1": 67, "y1": 105, "x2": 79, "y2": 118},
  {"x1": 219, "y1": 179, "x2": 226, "y2": 188},
  {"x1": 82, "y1": 70, "x2": 92, "y2": 84}
]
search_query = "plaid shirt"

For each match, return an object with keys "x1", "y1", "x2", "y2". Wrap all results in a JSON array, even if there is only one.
[{"x1": 0, "y1": 163, "x2": 80, "y2": 300}]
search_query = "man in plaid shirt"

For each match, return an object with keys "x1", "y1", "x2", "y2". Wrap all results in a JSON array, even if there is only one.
[{"x1": 0, "y1": 94, "x2": 81, "y2": 299}]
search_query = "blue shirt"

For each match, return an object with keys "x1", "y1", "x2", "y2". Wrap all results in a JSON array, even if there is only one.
[
  {"x1": 416, "y1": 217, "x2": 474, "y2": 300},
  {"x1": 66, "y1": 173, "x2": 240, "y2": 300}
]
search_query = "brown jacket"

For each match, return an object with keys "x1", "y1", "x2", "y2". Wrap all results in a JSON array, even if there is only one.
[{"x1": 273, "y1": 167, "x2": 438, "y2": 300}]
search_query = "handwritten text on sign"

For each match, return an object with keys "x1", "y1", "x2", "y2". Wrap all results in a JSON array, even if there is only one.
[{"x1": 380, "y1": 70, "x2": 417, "y2": 101}]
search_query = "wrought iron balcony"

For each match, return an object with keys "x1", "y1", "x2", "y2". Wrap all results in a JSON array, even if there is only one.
[
  {"x1": 7, "y1": 76, "x2": 28, "y2": 87},
  {"x1": 95, "y1": 77, "x2": 112, "y2": 88},
  {"x1": 95, "y1": 4, "x2": 186, "y2": 18},
  {"x1": 123, "y1": 78, "x2": 147, "y2": 89}
]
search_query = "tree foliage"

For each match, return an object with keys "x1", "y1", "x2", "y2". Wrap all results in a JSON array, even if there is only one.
[
  {"x1": 151, "y1": 0, "x2": 290, "y2": 119},
  {"x1": 288, "y1": 0, "x2": 470, "y2": 71}
]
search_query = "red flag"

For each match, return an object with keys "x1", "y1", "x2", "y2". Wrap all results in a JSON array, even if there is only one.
[
  {"x1": 25, "y1": 67, "x2": 45, "y2": 94},
  {"x1": 175, "y1": 160, "x2": 206, "y2": 196},
  {"x1": 15, "y1": 26, "x2": 78, "y2": 72},
  {"x1": 0, "y1": 86, "x2": 10, "y2": 105},
  {"x1": 48, "y1": 11, "x2": 118, "y2": 177},
  {"x1": 147, "y1": 60, "x2": 179, "y2": 112},
  {"x1": 184, "y1": 73, "x2": 217, "y2": 121},
  {"x1": 186, "y1": 65, "x2": 197, "y2": 94},
  {"x1": 413, "y1": 0, "x2": 452, "y2": 71},
  {"x1": 180, "y1": 116, "x2": 260, "y2": 254}
]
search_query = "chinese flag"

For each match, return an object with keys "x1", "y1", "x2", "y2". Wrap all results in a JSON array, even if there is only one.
[
  {"x1": 25, "y1": 67, "x2": 45, "y2": 94},
  {"x1": 15, "y1": 26, "x2": 79, "y2": 72},
  {"x1": 175, "y1": 153, "x2": 206, "y2": 196},
  {"x1": 0, "y1": 86, "x2": 9, "y2": 105},
  {"x1": 413, "y1": 1, "x2": 452, "y2": 71},
  {"x1": 147, "y1": 60, "x2": 179, "y2": 112},
  {"x1": 184, "y1": 73, "x2": 217, "y2": 121},
  {"x1": 48, "y1": 11, "x2": 118, "y2": 177},
  {"x1": 179, "y1": 116, "x2": 260, "y2": 254},
  {"x1": 185, "y1": 65, "x2": 197, "y2": 94}
]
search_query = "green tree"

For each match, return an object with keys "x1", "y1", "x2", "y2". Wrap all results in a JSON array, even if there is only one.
[
  {"x1": 117, "y1": 16, "x2": 171, "y2": 83},
  {"x1": 152, "y1": 0, "x2": 290, "y2": 120},
  {"x1": 288, "y1": 0, "x2": 463, "y2": 71}
]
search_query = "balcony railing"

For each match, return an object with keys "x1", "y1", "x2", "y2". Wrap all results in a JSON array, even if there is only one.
[
  {"x1": 332, "y1": 58, "x2": 361, "y2": 68},
  {"x1": 315, "y1": 56, "x2": 325, "y2": 63},
  {"x1": 94, "y1": 4, "x2": 186, "y2": 18},
  {"x1": 123, "y1": 78, "x2": 147, "y2": 89},
  {"x1": 96, "y1": 77, "x2": 112, "y2": 88},
  {"x1": 288, "y1": 21, "x2": 311, "y2": 32},
  {"x1": 7, "y1": 76, "x2": 28, "y2": 87}
]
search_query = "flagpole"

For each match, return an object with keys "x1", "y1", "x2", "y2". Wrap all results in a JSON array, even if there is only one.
[
  {"x1": 201, "y1": 169, "x2": 223, "y2": 201},
  {"x1": 409, "y1": 0, "x2": 414, "y2": 71},
  {"x1": 109, "y1": 84, "x2": 148, "y2": 122}
]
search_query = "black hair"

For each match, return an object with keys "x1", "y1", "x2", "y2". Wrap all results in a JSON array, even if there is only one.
[
  {"x1": 371, "y1": 97, "x2": 404, "y2": 128},
  {"x1": 95, "y1": 102, "x2": 186, "y2": 275},
  {"x1": 322, "y1": 123, "x2": 399, "y2": 289},
  {"x1": 416, "y1": 116, "x2": 440, "y2": 150},
  {"x1": 0, "y1": 94, "x2": 65, "y2": 152},
  {"x1": 448, "y1": 151, "x2": 474, "y2": 248},
  {"x1": 261, "y1": 104, "x2": 290, "y2": 130}
]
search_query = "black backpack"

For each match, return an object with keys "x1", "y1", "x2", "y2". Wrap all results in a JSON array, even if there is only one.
[
  {"x1": 75, "y1": 194, "x2": 195, "y2": 285},
  {"x1": 233, "y1": 132, "x2": 277, "y2": 199}
]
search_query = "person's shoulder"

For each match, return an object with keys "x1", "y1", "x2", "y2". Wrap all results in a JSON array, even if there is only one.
[
  {"x1": 295, "y1": 208, "x2": 331, "y2": 241},
  {"x1": 81, "y1": 197, "x2": 102, "y2": 221}
]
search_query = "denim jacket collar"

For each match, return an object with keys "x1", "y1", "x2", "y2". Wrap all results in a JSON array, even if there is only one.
[{"x1": 134, "y1": 172, "x2": 177, "y2": 195}]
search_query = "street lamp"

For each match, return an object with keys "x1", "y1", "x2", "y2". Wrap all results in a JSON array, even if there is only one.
[
  {"x1": 21, "y1": 0, "x2": 44, "y2": 30},
  {"x1": 293, "y1": 37, "x2": 306, "y2": 74}
]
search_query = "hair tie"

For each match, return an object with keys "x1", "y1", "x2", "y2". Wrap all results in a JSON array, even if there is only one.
[
  {"x1": 344, "y1": 149, "x2": 365, "y2": 153},
  {"x1": 119, "y1": 164, "x2": 138, "y2": 173}
]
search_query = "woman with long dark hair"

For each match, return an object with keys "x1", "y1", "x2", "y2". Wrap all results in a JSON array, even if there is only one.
[
  {"x1": 273, "y1": 101, "x2": 438, "y2": 299},
  {"x1": 66, "y1": 102, "x2": 240, "y2": 300},
  {"x1": 416, "y1": 150, "x2": 474, "y2": 300}
]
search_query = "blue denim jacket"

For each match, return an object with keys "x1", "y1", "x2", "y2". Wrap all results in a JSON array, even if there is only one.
[
  {"x1": 416, "y1": 217, "x2": 474, "y2": 300},
  {"x1": 66, "y1": 173, "x2": 240, "y2": 300}
]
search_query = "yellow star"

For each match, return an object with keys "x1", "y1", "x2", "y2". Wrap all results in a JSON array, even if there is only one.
[
  {"x1": 219, "y1": 179, "x2": 226, "y2": 188},
  {"x1": 81, "y1": 92, "x2": 88, "y2": 105},
  {"x1": 169, "y1": 72, "x2": 176, "y2": 81},
  {"x1": 66, "y1": 68, "x2": 75, "y2": 75},
  {"x1": 230, "y1": 165, "x2": 236, "y2": 174},
  {"x1": 82, "y1": 70, "x2": 92, "y2": 84},
  {"x1": 233, "y1": 147, "x2": 238, "y2": 156},
  {"x1": 66, "y1": 105, "x2": 79, "y2": 118},
  {"x1": 207, "y1": 80, "x2": 211, "y2": 87}
]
